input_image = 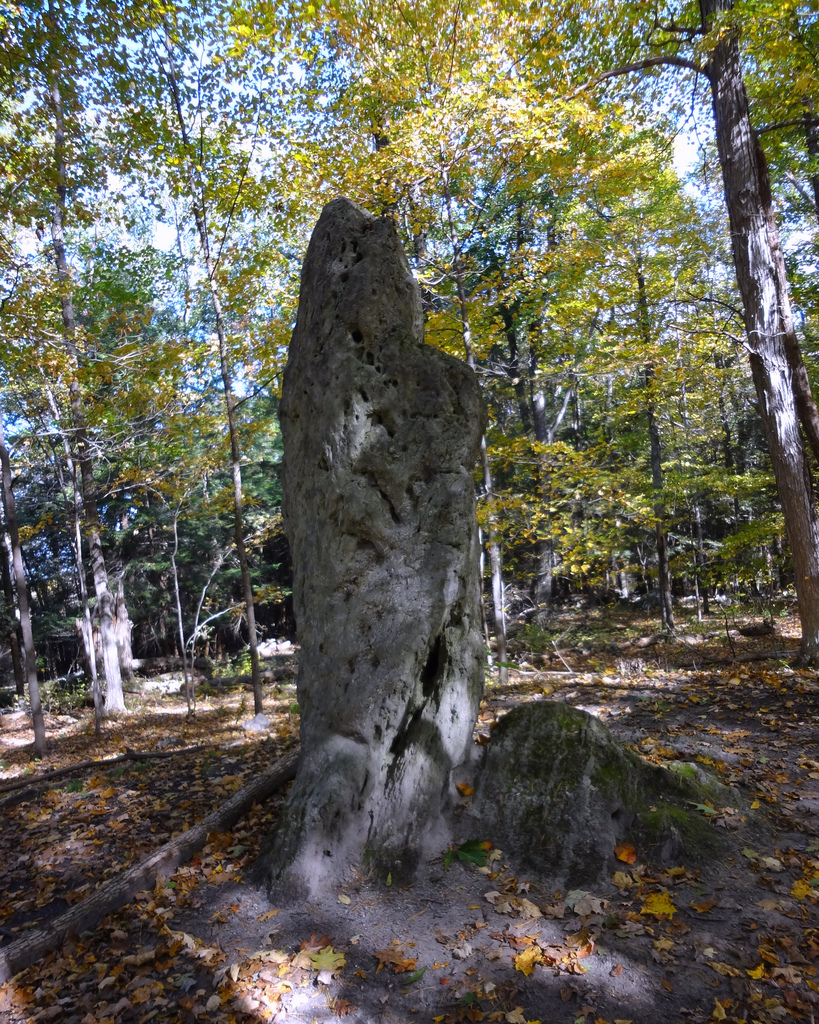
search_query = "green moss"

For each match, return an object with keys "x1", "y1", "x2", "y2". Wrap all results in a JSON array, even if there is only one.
[{"x1": 640, "y1": 805, "x2": 722, "y2": 857}]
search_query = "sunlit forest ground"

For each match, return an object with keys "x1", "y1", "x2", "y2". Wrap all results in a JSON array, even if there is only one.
[{"x1": 0, "y1": 607, "x2": 817, "y2": 1024}]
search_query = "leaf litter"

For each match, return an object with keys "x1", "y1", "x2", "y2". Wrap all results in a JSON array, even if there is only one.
[{"x1": 0, "y1": 614, "x2": 817, "y2": 1023}]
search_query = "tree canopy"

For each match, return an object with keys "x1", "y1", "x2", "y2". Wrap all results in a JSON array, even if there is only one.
[{"x1": 1, "y1": 0, "x2": 818, "y2": 691}]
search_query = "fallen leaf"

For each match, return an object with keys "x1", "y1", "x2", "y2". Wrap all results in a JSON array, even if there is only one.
[
  {"x1": 338, "y1": 893, "x2": 351, "y2": 905},
  {"x1": 640, "y1": 892, "x2": 676, "y2": 919},
  {"x1": 518, "y1": 897, "x2": 542, "y2": 920},
  {"x1": 612, "y1": 871, "x2": 633, "y2": 889},
  {"x1": 610, "y1": 964, "x2": 623, "y2": 976},
  {"x1": 614, "y1": 843, "x2": 637, "y2": 864},
  {"x1": 691, "y1": 899, "x2": 718, "y2": 913},
  {"x1": 375, "y1": 941, "x2": 417, "y2": 973},
  {"x1": 661, "y1": 979, "x2": 673, "y2": 992},
  {"x1": 711, "y1": 999, "x2": 726, "y2": 1021},
  {"x1": 747, "y1": 964, "x2": 766, "y2": 979},
  {"x1": 791, "y1": 880, "x2": 814, "y2": 899},
  {"x1": 514, "y1": 946, "x2": 541, "y2": 976},
  {"x1": 710, "y1": 962, "x2": 741, "y2": 977},
  {"x1": 455, "y1": 783, "x2": 475, "y2": 797}
]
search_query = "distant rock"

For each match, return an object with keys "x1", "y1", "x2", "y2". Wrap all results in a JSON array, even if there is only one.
[{"x1": 243, "y1": 714, "x2": 272, "y2": 733}]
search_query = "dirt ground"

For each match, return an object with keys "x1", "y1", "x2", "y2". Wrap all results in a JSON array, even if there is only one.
[{"x1": 0, "y1": 608, "x2": 818, "y2": 1024}]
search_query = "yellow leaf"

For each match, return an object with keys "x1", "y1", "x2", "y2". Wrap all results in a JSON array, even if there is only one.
[
  {"x1": 455, "y1": 782, "x2": 474, "y2": 797},
  {"x1": 751, "y1": 800, "x2": 760, "y2": 809},
  {"x1": 711, "y1": 998, "x2": 726, "y2": 1021},
  {"x1": 640, "y1": 892, "x2": 676, "y2": 919},
  {"x1": 612, "y1": 871, "x2": 633, "y2": 889},
  {"x1": 747, "y1": 964, "x2": 765, "y2": 979},
  {"x1": 514, "y1": 946, "x2": 542, "y2": 976},
  {"x1": 710, "y1": 962, "x2": 741, "y2": 977},
  {"x1": 791, "y1": 879, "x2": 814, "y2": 899},
  {"x1": 338, "y1": 893, "x2": 351, "y2": 905}
]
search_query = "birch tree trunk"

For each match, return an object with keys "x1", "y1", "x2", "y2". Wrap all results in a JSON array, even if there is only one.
[
  {"x1": 702, "y1": 0, "x2": 819, "y2": 663},
  {"x1": 0, "y1": 406, "x2": 45, "y2": 756}
]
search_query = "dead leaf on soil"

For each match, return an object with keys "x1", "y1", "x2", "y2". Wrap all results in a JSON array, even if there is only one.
[
  {"x1": 640, "y1": 892, "x2": 676, "y2": 919},
  {"x1": 514, "y1": 946, "x2": 542, "y2": 976},
  {"x1": 710, "y1": 962, "x2": 741, "y2": 977},
  {"x1": 614, "y1": 842, "x2": 636, "y2": 864}
]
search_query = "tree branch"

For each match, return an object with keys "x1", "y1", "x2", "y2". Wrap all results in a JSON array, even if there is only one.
[
  {"x1": 757, "y1": 117, "x2": 819, "y2": 136},
  {"x1": 571, "y1": 56, "x2": 708, "y2": 98}
]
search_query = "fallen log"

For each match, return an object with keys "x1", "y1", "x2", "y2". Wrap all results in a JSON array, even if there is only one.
[
  {"x1": 0, "y1": 745, "x2": 299, "y2": 983},
  {"x1": 0, "y1": 744, "x2": 209, "y2": 797},
  {"x1": 677, "y1": 648, "x2": 800, "y2": 668}
]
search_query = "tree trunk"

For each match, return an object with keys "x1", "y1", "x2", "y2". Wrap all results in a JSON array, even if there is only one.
[
  {"x1": 115, "y1": 579, "x2": 133, "y2": 681},
  {"x1": 47, "y1": 67, "x2": 124, "y2": 714},
  {"x1": 441, "y1": 167, "x2": 507, "y2": 683},
  {"x1": 0, "y1": 406, "x2": 45, "y2": 756},
  {"x1": 170, "y1": 508, "x2": 193, "y2": 714},
  {"x1": 42, "y1": 376, "x2": 103, "y2": 734},
  {"x1": 159, "y1": 26, "x2": 262, "y2": 714},
  {"x1": 636, "y1": 257, "x2": 674, "y2": 631},
  {"x1": 702, "y1": 0, "x2": 819, "y2": 663},
  {"x1": 0, "y1": 530, "x2": 25, "y2": 696}
]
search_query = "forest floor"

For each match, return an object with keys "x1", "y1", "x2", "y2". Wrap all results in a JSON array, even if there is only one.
[{"x1": 0, "y1": 606, "x2": 817, "y2": 1024}]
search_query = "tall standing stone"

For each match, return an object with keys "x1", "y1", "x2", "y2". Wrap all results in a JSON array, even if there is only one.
[{"x1": 261, "y1": 198, "x2": 485, "y2": 893}]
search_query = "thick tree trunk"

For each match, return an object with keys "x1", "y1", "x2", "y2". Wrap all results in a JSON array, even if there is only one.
[
  {"x1": 702, "y1": 0, "x2": 819, "y2": 663},
  {"x1": 0, "y1": 408, "x2": 46, "y2": 756},
  {"x1": 47, "y1": 71, "x2": 124, "y2": 714}
]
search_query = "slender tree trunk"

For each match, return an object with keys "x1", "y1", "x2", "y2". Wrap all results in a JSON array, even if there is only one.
[
  {"x1": 159, "y1": 28, "x2": 262, "y2": 714},
  {"x1": 802, "y1": 112, "x2": 819, "y2": 222},
  {"x1": 702, "y1": 0, "x2": 819, "y2": 662},
  {"x1": 170, "y1": 507, "x2": 193, "y2": 715},
  {"x1": 0, "y1": 531, "x2": 24, "y2": 697},
  {"x1": 636, "y1": 258, "x2": 674, "y2": 631},
  {"x1": 47, "y1": 70, "x2": 124, "y2": 713},
  {"x1": 441, "y1": 170, "x2": 507, "y2": 682},
  {"x1": 42, "y1": 383, "x2": 102, "y2": 731},
  {"x1": 115, "y1": 580, "x2": 133, "y2": 681},
  {"x1": 0, "y1": 407, "x2": 45, "y2": 756},
  {"x1": 499, "y1": 306, "x2": 533, "y2": 433}
]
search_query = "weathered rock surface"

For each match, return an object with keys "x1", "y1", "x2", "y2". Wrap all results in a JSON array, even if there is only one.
[
  {"x1": 260, "y1": 198, "x2": 486, "y2": 893},
  {"x1": 470, "y1": 702, "x2": 735, "y2": 885}
]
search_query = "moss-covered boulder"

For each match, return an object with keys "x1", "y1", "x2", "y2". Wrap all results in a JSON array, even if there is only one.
[{"x1": 470, "y1": 702, "x2": 737, "y2": 885}]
